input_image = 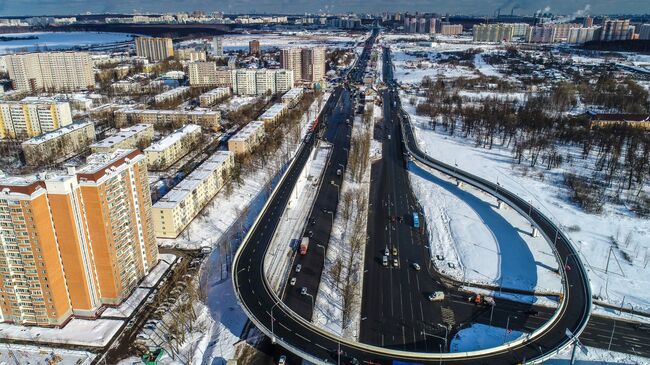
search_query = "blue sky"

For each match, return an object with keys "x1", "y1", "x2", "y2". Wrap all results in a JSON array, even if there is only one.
[{"x1": 1, "y1": 0, "x2": 649, "y2": 17}]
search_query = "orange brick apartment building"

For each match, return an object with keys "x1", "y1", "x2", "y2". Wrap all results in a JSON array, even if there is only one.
[{"x1": 0, "y1": 149, "x2": 159, "y2": 326}]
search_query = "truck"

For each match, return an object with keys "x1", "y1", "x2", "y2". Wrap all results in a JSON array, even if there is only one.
[{"x1": 300, "y1": 237, "x2": 309, "y2": 255}]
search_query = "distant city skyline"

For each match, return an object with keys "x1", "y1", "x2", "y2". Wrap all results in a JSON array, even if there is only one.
[{"x1": 1, "y1": 0, "x2": 649, "y2": 17}]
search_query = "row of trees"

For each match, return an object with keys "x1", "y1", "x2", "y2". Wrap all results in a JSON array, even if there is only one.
[{"x1": 415, "y1": 76, "x2": 650, "y2": 216}]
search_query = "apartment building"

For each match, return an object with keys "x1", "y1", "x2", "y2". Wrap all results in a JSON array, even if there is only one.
[
  {"x1": 231, "y1": 69, "x2": 294, "y2": 96},
  {"x1": 5, "y1": 52, "x2": 94, "y2": 92},
  {"x1": 0, "y1": 149, "x2": 158, "y2": 326},
  {"x1": 90, "y1": 124, "x2": 154, "y2": 153},
  {"x1": 115, "y1": 109, "x2": 221, "y2": 131},
  {"x1": 249, "y1": 39, "x2": 260, "y2": 55},
  {"x1": 281, "y1": 87, "x2": 304, "y2": 108},
  {"x1": 440, "y1": 24, "x2": 463, "y2": 36},
  {"x1": 0, "y1": 100, "x2": 73, "y2": 139},
  {"x1": 199, "y1": 87, "x2": 231, "y2": 107},
  {"x1": 568, "y1": 27, "x2": 599, "y2": 44},
  {"x1": 600, "y1": 19, "x2": 632, "y2": 41},
  {"x1": 228, "y1": 121, "x2": 265, "y2": 155},
  {"x1": 187, "y1": 62, "x2": 233, "y2": 88},
  {"x1": 473, "y1": 24, "x2": 514, "y2": 42},
  {"x1": 175, "y1": 48, "x2": 206, "y2": 62},
  {"x1": 552, "y1": 23, "x2": 581, "y2": 42},
  {"x1": 280, "y1": 48, "x2": 303, "y2": 81},
  {"x1": 281, "y1": 47, "x2": 326, "y2": 83},
  {"x1": 640, "y1": 24, "x2": 650, "y2": 40},
  {"x1": 145, "y1": 124, "x2": 201, "y2": 170},
  {"x1": 153, "y1": 151, "x2": 234, "y2": 238},
  {"x1": 135, "y1": 37, "x2": 174, "y2": 62},
  {"x1": 526, "y1": 25, "x2": 557, "y2": 43},
  {"x1": 259, "y1": 103, "x2": 288, "y2": 126},
  {"x1": 153, "y1": 86, "x2": 190, "y2": 104},
  {"x1": 21, "y1": 122, "x2": 96, "y2": 165},
  {"x1": 212, "y1": 36, "x2": 224, "y2": 57}
]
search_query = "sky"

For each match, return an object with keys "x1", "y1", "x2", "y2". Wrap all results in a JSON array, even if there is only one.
[{"x1": 0, "y1": 0, "x2": 649, "y2": 17}]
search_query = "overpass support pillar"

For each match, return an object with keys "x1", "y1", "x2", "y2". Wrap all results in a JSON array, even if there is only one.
[
  {"x1": 497, "y1": 199, "x2": 503, "y2": 209},
  {"x1": 456, "y1": 179, "x2": 463, "y2": 187}
]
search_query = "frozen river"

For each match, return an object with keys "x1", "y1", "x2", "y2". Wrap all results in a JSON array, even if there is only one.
[{"x1": 0, "y1": 31, "x2": 135, "y2": 54}]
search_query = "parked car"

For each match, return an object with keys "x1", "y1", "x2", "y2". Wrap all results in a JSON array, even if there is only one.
[
  {"x1": 295, "y1": 264, "x2": 302, "y2": 273},
  {"x1": 290, "y1": 277, "x2": 297, "y2": 286},
  {"x1": 382, "y1": 255, "x2": 388, "y2": 267},
  {"x1": 279, "y1": 355, "x2": 287, "y2": 365},
  {"x1": 300, "y1": 287, "x2": 308, "y2": 295},
  {"x1": 412, "y1": 263, "x2": 421, "y2": 271}
]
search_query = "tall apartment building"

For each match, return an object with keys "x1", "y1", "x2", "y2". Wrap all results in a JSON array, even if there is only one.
[
  {"x1": 281, "y1": 47, "x2": 326, "y2": 83},
  {"x1": 135, "y1": 37, "x2": 174, "y2": 62},
  {"x1": 0, "y1": 149, "x2": 158, "y2": 326},
  {"x1": 188, "y1": 62, "x2": 232, "y2": 88},
  {"x1": 403, "y1": 16, "x2": 437, "y2": 34},
  {"x1": 21, "y1": 122, "x2": 96, "y2": 165},
  {"x1": 473, "y1": 24, "x2": 514, "y2": 43},
  {"x1": 509, "y1": 23, "x2": 531, "y2": 40},
  {"x1": 0, "y1": 100, "x2": 73, "y2": 139},
  {"x1": 175, "y1": 49, "x2": 206, "y2": 62},
  {"x1": 640, "y1": 24, "x2": 650, "y2": 40},
  {"x1": 280, "y1": 48, "x2": 303, "y2": 81},
  {"x1": 600, "y1": 19, "x2": 631, "y2": 41},
  {"x1": 153, "y1": 151, "x2": 234, "y2": 238},
  {"x1": 526, "y1": 25, "x2": 557, "y2": 43},
  {"x1": 552, "y1": 23, "x2": 581, "y2": 42},
  {"x1": 212, "y1": 36, "x2": 224, "y2": 57},
  {"x1": 231, "y1": 69, "x2": 294, "y2": 96},
  {"x1": 249, "y1": 40, "x2": 260, "y2": 55},
  {"x1": 584, "y1": 16, "x2": 593, "y2": 28},
  {"x1": 568, "y1": 27, "x2": 599, "y2": 44},
  {"x1": 440, "y1": 24, "x2": 463, "y2": 36},
  {"x1": 5, "y1": 52, "x2": 94, "y2": 92},
  {"x1": 301, "y1": 47, "x2": 326, "y2": 83}
]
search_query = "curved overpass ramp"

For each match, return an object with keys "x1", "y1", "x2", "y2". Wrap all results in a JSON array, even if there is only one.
[{"x1": 232, "y1": 44, "x2": 591, "y2": 365}]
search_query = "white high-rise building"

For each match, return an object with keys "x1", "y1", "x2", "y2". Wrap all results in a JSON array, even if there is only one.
[
  {"x1": 212, "y1": 36, "x2": 224, "y2": 57},
  {"x1": 5, "y1": 52, "x2": 94, "y2": 92},
  {"x1": 230, "y1": 69, "x2": 294, "y2": 96}
]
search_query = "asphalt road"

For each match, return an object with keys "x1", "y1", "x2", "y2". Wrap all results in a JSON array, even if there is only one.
[{"x1": 233, "y1": 30, "x2": 594, "y2": 365}]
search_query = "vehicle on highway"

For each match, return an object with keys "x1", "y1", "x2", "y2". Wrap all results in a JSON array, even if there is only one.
[
  {"x1": 413, "y1": 212, "x2": 420, "y2": 229},
  {"x1": 392, "y1": 258, "x2": 399, "y2": 267},
  {"x1": 337, "y1": 169, "x2": 342, "y2": 176},
  {"x1": 290, "y1": 277, "x2": 297, "y2": 286},
  {"x1": 279, "y1": 355, "x2": 287, "y2": 365},
  {"x1": 382, "y1": 255, "x2": 388, "y2": 267},
  {"x1": 412, "y1": 263, "x2": 421, "y2": 271},
  {"x1": 429, "y1": 291, "x2": 445, "y2": 302},
  {"x1": 384, "y1": 247, "x2": 389, "y2": 256},
  {"x1": 300, "y1": 287, "x2": 308, "y2": 295},
  {"x1": 300, "y1": 237, "x2": 309, "y2": 255},
  {"x1": 295, "y1": 264, "x2": 302, "y2": 273},
  {"x1": 392, "y1": 247, "x2": 398, "y2": 256}
]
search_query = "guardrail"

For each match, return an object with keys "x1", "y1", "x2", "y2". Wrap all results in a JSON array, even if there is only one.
[{"x1": 232, "y1": 42, "x2": 592, "y2": 365}]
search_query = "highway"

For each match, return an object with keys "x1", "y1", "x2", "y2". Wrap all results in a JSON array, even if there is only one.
[{"x1": 232, "y1": 30, "x2": 593, "y2": 365}]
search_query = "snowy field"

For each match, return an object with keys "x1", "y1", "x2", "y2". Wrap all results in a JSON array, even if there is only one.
[
  {"x1": 450, "y1": 323, "x2": 524, "y2": 352},
  {"x1": 409, "y1": 162, "x2": 562, "y2": 294}
]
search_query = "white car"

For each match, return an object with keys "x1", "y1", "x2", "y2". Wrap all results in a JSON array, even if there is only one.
[
  {"x1": 295, "y1": 264, "x2": 302, "y2": 273},
  {"x1": 429, "y1": 291, "x2": 445, "y2": 302},
  {"x1": 279, "y1": 355, "x2": 287, "y2": 365},
  {"x1": 290, "y1": 277, "x2": 297, "y2": 286},
  {"x1": 412, "y1": 263, "x2": 421, "y2": 271}
]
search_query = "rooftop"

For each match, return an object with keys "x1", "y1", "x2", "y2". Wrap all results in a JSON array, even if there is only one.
[
  {"x1": 22, "y1": 122, "x2": 93, "y2": 145},
  {"x1": 145, "y1": 124, "x2": 201, "y2": 152},
  {"x1": 77, "y1": 149, "x2": 141, "y2": 176},
  {"x1": 229, "y1": 121, "x2": 264, "y2": 142},
  {"x1": 282, "y1": 87, "x2": 304, "y2": 99},
  {"x1": 259, "y1": 103, "x2": 287, "y2": 119},
  {"x1": 89, "y1": 124, "x2": 152, "y2": 149}
]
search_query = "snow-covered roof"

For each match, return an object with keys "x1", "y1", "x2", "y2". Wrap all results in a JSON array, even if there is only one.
[
  {"x1": 145, "y1": 124, "x2": 201, "y2": 152},
  {"x1": 259, "y1": 103, "x2": 287, "y2": 119},
  {"x1": 22, "y1": 122, "x2": 93, "y2": 146},
  {"x1": 229, "y1": 121, "x2": 264, "y2": 142},
  {"x1": 89, "y1": 124, "x2": 152, "y2": 149}
]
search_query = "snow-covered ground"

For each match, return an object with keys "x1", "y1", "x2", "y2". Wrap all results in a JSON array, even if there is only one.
[
  {"x1": 0, "y1": 318, "x2": 122, "y2": 347},
  {"x1": 402, "y1": 95, "x2": 650, "y2": 313},
  {"x1": 450, "y1": 323, "x2": 524, "y2": 352},
  {"x1": 0, "y1": 344, "x2": 94, "y2": 365},
  {"x1": 102, "y1": 288, "x2": 150, "y2": 318},
  {"x1": 548, "y1": 345, "x2": 650, "y2": 365},
  {"x1": 409, "y1": 161, "x2": 562, "y2": 294}
]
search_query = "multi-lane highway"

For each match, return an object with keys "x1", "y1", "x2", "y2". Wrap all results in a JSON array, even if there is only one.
[{"x1": 232, "y1": 30, "x2": 594, "y2": 364}]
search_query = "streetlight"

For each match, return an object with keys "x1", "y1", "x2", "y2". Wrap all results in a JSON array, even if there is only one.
[
  {"x1": 316, "y1": 243, "x2": 326, "y2": 256},
  {"x1": 437, "y1": 323, "x2": 448, "y2": 351},
  {"x1": 504, "y1": 315, "x2": 517, "y2": 343},
  {"x1": 301, "y1": 289, "x2": 315, "y2": 309},
  {"x1": 271, "y1": 301, "x2": 281, "y2": 344},
  {"x1": 331, "y1": 180, "x2": 340, "y2": 196}
]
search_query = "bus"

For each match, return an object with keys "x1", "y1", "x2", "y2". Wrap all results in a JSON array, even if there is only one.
[{"x1": 412, "y1": 212, "x2": 420, "y2": 229}]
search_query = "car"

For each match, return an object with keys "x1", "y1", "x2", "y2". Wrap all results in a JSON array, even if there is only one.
[
  {"x1": 412, "y1": 263, "x2": 421, "y2": 271},
  {"x1": 392, "y1": 258, "x2": 399, "y2": 267},
  {"x1": 310, "y1": 218, "x2": 316, "y2": 225},
  {"x1": 384, "y1": 247, "x2": 389, "y2": 256},
  {"x1": 429, "y1": 292, "x2": 445, "y2": 301},
  {"x1": 300, "y1": 287, "x2": 308, "y2": 295},
  {"x1": 279, "y1": 355, "x2": 287, "y2": 365},
  {"x1": 136, "y1": 333, "x2": 149, "y2": 341},
  {"x1": 290, "y1": 277, "x2": 297, "y2": 286},
  {"x1": 295, "y1": 264, "x2": 302, "y2": 273},
  {"x1": 392, "y1": 247, "x2": 398, "y2": 256},
  {"x1": 382, "y1": 255, "x2": 388, "y2": 267},
  {"x1": 337, "y1": 169, "x2": 342, "y2": 176},
  {"x1": 307, "y1": 230, "x2": 314, "y2": 237}
]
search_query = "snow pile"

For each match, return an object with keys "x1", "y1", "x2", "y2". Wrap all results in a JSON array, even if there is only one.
[{"x1": 450, "y1": 323, "x2": 524, "y2": 352}]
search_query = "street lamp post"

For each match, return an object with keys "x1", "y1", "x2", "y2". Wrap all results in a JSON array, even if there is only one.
[
  {"x1": 331, "y1": 180, "x2": 340, "y2": 196},
  {"x1": 504, "y1": 315, "x2": 517, "y2": 343},
  {"x1": 437, "y1": 323, "x2": 448, "y2": 351}
]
